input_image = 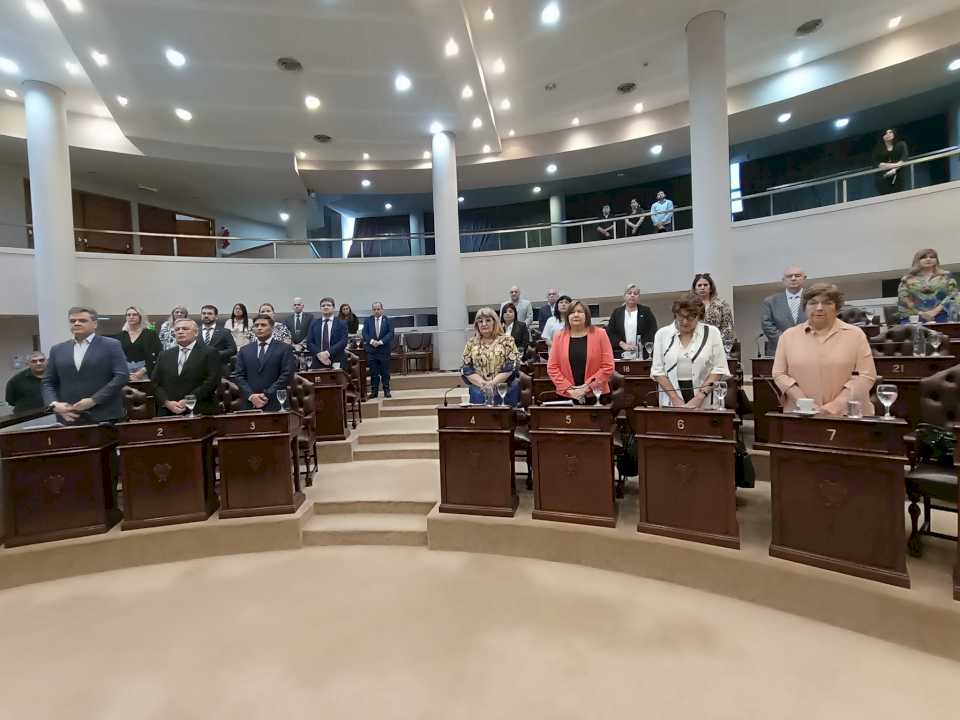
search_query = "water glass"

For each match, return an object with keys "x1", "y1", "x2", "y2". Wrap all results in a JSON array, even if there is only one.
[
  {"x1": 643, "y1": 342, "x2": 654, "y2": 360},
  {"x1": 277, "y1": 389, "x2": 288, "y2": 411},
  {"x1": 183, "y1": 394, "x2": 197, "y2": 417},
  {"x1": 876, "y1": 383, "x2": 898, "y2": 419},
  {"x1": 713, "y1": 380, "x2": 727, "y2": 410},
  {"x1": 722, "y1": 340, "x2": 733, "y2": 356},
  {"x1": 846, "y1": 400, "x2": 862, "y2": 419},
  {"x1": 483, "y1": 384, "x2": 495, "y2": 406},
  {"x1": 928, "y1": 332, "x2": 942, "y2": 355},
  {"x1": 590, "y1": 382, "x2": 603, "y2": 403},
  {"x1": 495, "y1": 382, "x2": 509, "y2": 405}
]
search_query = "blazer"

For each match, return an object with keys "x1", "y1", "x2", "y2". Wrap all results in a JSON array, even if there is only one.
[
  {"x1": 118, "y1": 328, "x2": 163, "y2": 375},
  {"x1": 547, "y1": 328, "x2": 615, "y2": 396},
  {"x1": 306, "y1": 316, "x2": 349, "y2": 367},
  {"x1": 198, "y1": 324, "x2": 238, "y2": 365},
  {"x1": 234, "y1": 339, "x2": 296, "y2": 412},
  {"x1": 536, "y1": 303, "x2": 555, "y2": 330},
  {"x1": 505, "y1": 322, "x2": 531, "y2": 359},
  {"x1": 362, "y1": 315, "x2": 394, "y2": 359},
  {"x1": 500, "y1": 298, "x2": 533, "y2": 327},
  {"x1": 760, "y1": 291, "x2": 807, "y2": 354},
  {"x1": 151, "y1": 342, "x2": 222, "y2": 415},
  {"x1": 42, "y1": 334, "x2": 129, "y2": 423},
  {"x1": 606, "y1": 304, "x2": 658, "y2": 358},
  {"x1": 287, "y1": 312, "x2": 315, "y2": 345}
]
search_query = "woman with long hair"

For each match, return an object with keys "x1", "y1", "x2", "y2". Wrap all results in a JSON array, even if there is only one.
[
  {"x1": 500, "y1": 302, "x2": 531, "y2": 360},
  {"x1": 872, "y1": 128, "x2": 909, "y2": 195},
  {"x1": 224, "y1": 303, "x2": 253, "y2": 348},
  {"x1": 338, "y1": 303, "x2": 360, "y2": 334},
  {"x1": 897, "y1": 248, "x2": 958, "y2": 323},
  {"x1": 461, "y1": 307, "x2": 520, "y2": 406},
  {"x1": 540, "y1": 294, "x2": 572, "y2": 347},
  {"x1": 691, "y1": 272, "x2": 735, "y2": 346},
  {"x1": 159, "y1": 305, "x2": 188, "y2": 349},
  {"x1": 119, "y1": 305, "x2": 162, "y2": 379},
  {"x1": 547, "y1": 300, "x2": 614, "y2": 404}
]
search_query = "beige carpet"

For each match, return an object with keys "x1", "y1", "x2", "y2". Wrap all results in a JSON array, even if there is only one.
[{"x1": 0, "y1": 546, "x2": 955, "y2": 719}]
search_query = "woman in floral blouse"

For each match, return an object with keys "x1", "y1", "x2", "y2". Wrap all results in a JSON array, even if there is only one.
[
  {"x1": 461, "y1": 307, "x2": 520, "y2": 406},
  {"x1": 159, "y1": 305, "x2": 189, "y2": 349},
  {"x1": 897, "y1": 248, "x2": 958, "y2": 323},
  {"x1": 692, "y1": 273, "x2": 735, "y2": 346}
]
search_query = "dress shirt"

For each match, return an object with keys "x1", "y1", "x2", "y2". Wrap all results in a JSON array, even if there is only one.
[
  {"x1": 542, "y1": 317, "x2": 564, "y2": 343},
  {"x1": 785, "y1": 289, "x2": 803, "y2": 324},
  {"x1": 623, "y1": 308, "x2": 638, "y2": 347},
  {"x1": 375, "y1": 316, "x2": 382, "y2": 338},
  {"x1": 202, "y1": 325, "x2": 215, "y2": 344},
  {"x1": 177, "y1": 340, "x2": 197, "y2": 375},
  {"x1": 651, "y1": 322, "x2": 729, "y2": 407},
  {"x1": 293, "y1": 313, "x2": 302, "y2": 334},
  {"x1": 74, "y1": 334, "x2": 94, "y2": 371},
  {"x1": 256, "y1": 337, "x2": 272, "y2": 360},
  {"x1": 651, "y1": 199, "x2": 674, "y2": 226},
  {"x1": 320, "y1": 317, "x2": 332, "y2": 350}
]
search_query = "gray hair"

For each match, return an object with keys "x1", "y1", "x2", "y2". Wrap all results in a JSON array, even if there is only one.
[
  {"x1": 173, "y1": 318, "x2": 199, "y2": 331},
  {"x1": 68, "y1": 306, "x2": 98, "y2": 319}
]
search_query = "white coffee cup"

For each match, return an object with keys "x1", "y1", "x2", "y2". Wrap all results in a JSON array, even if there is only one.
[
  {"x1": 332, "y1": 361, "x2": 341, "y2": 370},
  {"x1": 795, "y1": 397, "x2": 816, "y2": 413}
]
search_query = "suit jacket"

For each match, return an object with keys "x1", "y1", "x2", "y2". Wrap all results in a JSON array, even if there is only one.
[
  {"x1": 362, "y1": 315, "x2": 394, "y2": 358},
  {"x1": 287, "y1": 312, "x2": 315, "y2": 345},
  {"x1": 151, "y1": 342, "x2": 222, "y2": 415},
  {"x1": 547, "y1": 328, "x2": 615, "y2": 396},
  {"x1": 42, "y1": 334, "x2": 129, "y2": 423},
  {"x1": 536, "y1": 303, "x2": 555, "y2": 330},
  {"x1": 606, "y1": 304, "x2": 658, "y2": 358},
  {"x1": 306, "y1": 316, "x2": 349, "y2": 368},
  {"x1": 234, "y1": 339, "x2": 296, "y2": 412},
  {"x1": 760, "y1": 291, "x2": 807, "y2": 354},
  {"x1": 506, "y1": 322, "x2": 531, "y2": 359},
  {"x1": 198, "y1": 324, "x2": 237, "y2": 365}
]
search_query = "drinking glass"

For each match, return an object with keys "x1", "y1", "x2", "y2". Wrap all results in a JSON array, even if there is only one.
[
  {"x1": 713, "y1": 381, "x2": 727, "y2": 411},
  {"x1": 182, "y1": 394, "x2": 197, "y2": 417},
  {"x1": 590, "y1": 381, "x2": 603, "y2": 404},
  {"x1": 277, "y1": 389, "x2": 288, "y2": 411},
  {"x1": 722, "y1": 339, "x2": 733, "y2": 356},
  {"x1": 483, "y1": 384, "x2": 495, "y2": 406},
  {"x1": 644, "y1": 342, "x2": 654, "y2": 360},
  {"x1": 928, "y1": 332, "x2": 942, "y2": 355},
  {"x1": 846, "y1": 400, "x2": 862, "y2": 419},
  {"x1": 496, "y1": 382, "x2": 509, "y2": 405},
  {"x1": 876, "y1": 383, "x2": 898, "y2": 419}
]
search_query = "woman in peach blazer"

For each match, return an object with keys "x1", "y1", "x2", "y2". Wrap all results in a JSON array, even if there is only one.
[{"x1": 547, "y1": 300, "x2": 615, "y2": 403}]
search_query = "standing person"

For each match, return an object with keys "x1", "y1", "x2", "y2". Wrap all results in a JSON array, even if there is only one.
[
  {"x1": 338, "y1": 303, "x2": 360, "y2": 335},
  {"x1": 198, "y1": 305, "x2": 238, "y2": 369},
  {"x1": 42, "y1": 306, "x2": 128, "y2": 424},
  {"x1": 258, "y1": 303, "x2": 293, "y2": 344},
  {"x1": 541, "y1": 295, "x2": 572, "y2": 347},
  {"x1": 872, "y1": 128, "x2": 909, "y2": 195},
  {"x1": 760, "y1": 266, "x2": 807, "y2": 355},
  {"x1": 5, "y1": 351, "x2": 46, "y2": 415},
  {"x1": 651, "y1": 191, "x2": 674, "y2": 232},
  {"x1": 624, "y1": 198, "x2": 645, "y2": 236},
  {"x1": 897, "y1": 248, "x2": 958, "y2": 323},
  {"x1": 307, "y1": 297, "x2": 349, "y2": 369},
  {"x1": 234, "y1": 314, "x2": 296, "y2": 412},
  {"x1": 289, "y1": 297, "x2": 314, "y2": 349},
  {"x1": 118, "y1": 305, "x2": 162, "y2": 380},
  {"x1": 159, "y1": 305, "x2": 189, "y2": 349},
  {"x1": 500, "y1": 302, "x2": 531, "y2": 360},
  {"x1": 499, "y1": 286, "x2": 533, "y2": 327},
  {"x1": 547, "y1": 301, "x2": 615, "y2": 404},
  {"x1": 692, "y1": 273, "x2": 735, "y2": 346},
  {"x1": 224, "y1": 303, "x2": 253, "y2": 349},
  {"x1": 362, "y1": 301, "x2": 394, "y2": 398},
  {"x1": 606, "y1": 284, "x2": 658, "y2": 359},
  {"x1": 595, "y1": 204, "x2": 615, "y2": 240},
  {"x1": 151, "y1": 319, "x2": 221, "y2": 416},
  {"x1": 460, "y1": 307, "x2": 520, "y2": 406},
  {"x1": 536, "y1": 288, "x2": 559, "y2": 330}
]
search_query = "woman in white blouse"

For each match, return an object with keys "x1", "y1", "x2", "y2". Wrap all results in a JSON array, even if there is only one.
[
  {"x1": 541, "y1": 295, "x2": 571, "y2": 347},
  {"x1": 651, "y1": 294, "x2": 730, "y2": 408}
]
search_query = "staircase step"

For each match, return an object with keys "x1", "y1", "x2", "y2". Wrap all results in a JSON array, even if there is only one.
[
  {"x1": 353, "y1": 442, "x2": 439, "y2": 461},
  {"x1": 390, "y1": 373, "x2": 461, "y2": 391},
  {"x1": 358, "y1": 431, "x2": 438, "y2": 444},
  {"x1": 312, "y1": 500, "x2": 436, "y2": 515},
  {"x1": 301, "y1": 513, "x2": 427, "y2": 546},
  {"x1": 381, "y1": 395, "x2": 447, "y2": 407},
  {"x1": 379, "y1": 404, "x2": 438, "y2": 417}
]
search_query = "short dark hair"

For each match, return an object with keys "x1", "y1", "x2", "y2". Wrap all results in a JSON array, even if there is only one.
[
  {"x1": 671, "y1": 293, "x2": 705, "y2": 319},
  {"x1": 252, "y1": 313, "x2": 275, "y2": 326},
  {"x1": 500, "y1": 302, "x2": 517, "y2": 323},
  {"x1": 564, "y1": 300, "x2": 593, "y2": 329},
  {"x1": 68, "y1": 306, "x2": 97, "y2": 319},
  {"x1": 554, "y1": 294, "x2": 573, "y2": 320},
  {"x1": 320, "y1": 297, "x2": 335, "y2": 306},
  {"x1": 691, "y1": 273, "x2": 716, "y2": 299},
  {"x1": 802, "y1": 283, "x2": 844, "y2": 309},
  {"x1": 201, "y1": 304, "x2": 218, "y2": 315}
]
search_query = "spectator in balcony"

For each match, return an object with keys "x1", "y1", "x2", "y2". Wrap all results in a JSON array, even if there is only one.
[
  {"x1": 159, "y1": 305, "x2": 189, "y2": 350},
  {"x1": 595, "y1": 204, "x2": 615, "y2": 240},
  {"x1": 5, "y1": 351, "x2": 46, "y2": 415},
  {"x1": 872, "y1": 128, "x2": 909, "y2": 195},
  {"x1": 547, "y1": 300, "x2": 615, "y2": 404},
  {"x1": 536, "y1": 288, "x2": 559, "y2": 330},
  {"x1": 224, "y1": 303, "x2": 253, "y2": 349},
  {"x1": 338, "y1": 303, "x2": 360, "y2": 335},
  {"x1": 606, "y1": 284, "x2": 658, "y2": 359},
  {"x1": 257, "y1": 303, "x2": 293, "y2": 344},
  {"x1": 500, "y1": 286, "x2": 533, "y2": 326},
  {"x1": 541, "y1": 295, "x2": 572, "y2": 347},
  {"x1": 651, "y1": 191, "x2": 674, "y2": 232},
  {"x1": 500, "y1": 302, "x2": 531, "y2": 360},
  {"x1": 119, "y1": 306, "x2": 162, "y2": 380},
  {"x1": 461, "y1": 307, "x2": 520, "y2": 406},
  {"x1": 692, "y1": 273, "x2": 735, "y2": 346},
  {"x1": 897, "y1": 248, "x2": 958, "y2": 323},
  {"x1": 624, "y1": 198, "x2": 645, "y2": 236}
]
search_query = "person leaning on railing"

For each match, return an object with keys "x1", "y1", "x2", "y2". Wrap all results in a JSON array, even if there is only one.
[
  {"x1": 872, "y1": 128, "x2": 909, "y2": 195},
  {"x1": 461, "y1": 307, "x2": 520, "y2": 406},
  {"x1": 896, "y1": 248, "x2": 958, "y2": 324}
]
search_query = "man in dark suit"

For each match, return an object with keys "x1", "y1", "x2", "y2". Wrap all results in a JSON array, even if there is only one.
[
  {"x1": 606, "y1": 284, "x2": 658, "y2": 359},
  {"x1": 536, "y1": 288, "x2": 559, "y2": 330},
  {"x1": 198, "y1": 304, "x2": 237, "y2": 369},
  {"x1": 760, "y1": 266, "x2": 807, "y2": 355},
  {"x1": 235, "y1": 314, "x2": 296, "y2": 411},
  {"x1": 151, "y1": 319, "x2": 222, "y2": 416},
  {"x1": 306, "y1": 296, "x2": 348, "y2": 370},
  {"x1": 362, "y1": 301, "x2": 394, "y2": 398},
  {"x1": 287, "y1": 297, "x2": 314, "y2": 350},
  {"x1": 42, "y1": 306, "x2": 129, "y2": 424}
]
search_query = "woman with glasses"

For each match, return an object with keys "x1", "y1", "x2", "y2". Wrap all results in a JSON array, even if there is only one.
[
  {"x1": 651, "y1": 294, "x2": 729, "y2": 408},
  {"x1": 691, "y1": 272, "x2": 735, "y2": 346},
  {"x1": 896, "y1": 248, "x2": 958, "y2": 323},
  {"x1": 773, "y1": 283, "x2": 877, "y2": 416},
  {"x1": 461, "y1": 307, "x2": 520, "y2": 406}
]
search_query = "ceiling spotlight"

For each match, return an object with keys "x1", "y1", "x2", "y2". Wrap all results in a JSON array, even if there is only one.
[
  {"x1": 62, "y1": 0, "x2": 83, "y2": 12},
  {"x1": 482, "y1": 144, "x2": 492, "y2": 153},
  {"x1": 444, "y1": 38, "x2": 459, "y2": 57},
  {"x1": 429, "y1": 121, "x2": 444, "y2": 134},
  {"x1": 174, "y1": 107, "x2": 192, "y2": 122},
  {"x1": 507, "y1": 129, "x2": 515, "y2": 137},
  {"x1": 423, "y1": 150, "x2": 431, "y2": 160},
  {"x1": 384, "y1": 202, "x2": 393, "y2": 210},
  {"x1": 472, "y1": 116, "x2": 483, "y2": 129},
  {"x1": 777, "y1": 112, "x2": 792, "y2": 124},
  {"x1": 116, "y1": 95, "x2": 128, "y2": 107},
  {"x1": 833, "y1": 117, "x2": 850, "y2": 129},
  {"x1": 4, "y1": 88, "x2": 17, "y2": 99},
  {"x1": 492, "y1": 57, "x2": 506, "y2": 74},
  {"x1": 395, "y1": 73, "x2": 412, "y2": 92},
  {"x1": 571, "y1": 117, "x2": 580, "y2": 126},
  {"x1": 787, "y1": 51, "x2": 803, "y2": 67},
  {"x1": 541, "y1": 2, "x2": 560, "y2": 25},
  {"x1": 0, "y1": 58, "x2": 20, "y2": 75},
  {"x1": 296, "y1": 151, "x2": 307, "y2": 159},
  {"x1": 461, "y1": 84, "x2": 473, "y2": 99},
  {"x1": 532, "y1": 186, "x2": 542, "y2": 194},
  {"x1": 499, "y1": 98, "x2": 511, "y2": 111},
  {"x1": 304, "y1": 95, "x2": 321, "y2": 111},
  {"x1": 458, "y1": 196, "x2": 465, "y2": 203},
  {"x1": 650, "y1": 144, "x2": 663, "y2": 155},
  {"x1": 546, "y1": 163, "x2": 557, "y2": 174},
  {"x1": 888, "y1": 16, "x2": 902, "y2": 29},
  {"x1": 165, "y1": 48, "x2": 186, "y2": 68},
  {"x1": 64, "y1": 61, "x2": 81, "y2": 76},
  {"x1": 633, "y1": 102, "x2": 644, "y2": 113},
  {"x1": 949, "y1": 58, "x2": 960, "y2": 72},
  {"x1": 361, "y1": 178, "x2": 372, "y2": 188},
  {"x1": 483, "y1": 7, "x2": 494, "y2": 21},
  {"x1": 90, "y1": 50, "x2": 109, "y2": 67},
  {"x1": 279, "y1": 212, "x2": 290, "y2": 223},
  {"x1": 25, "y1": 1, "x2": 52, "y2": 20},
  {"x1": 362, "y1": 152, "x2": 370, "y2": 160}
]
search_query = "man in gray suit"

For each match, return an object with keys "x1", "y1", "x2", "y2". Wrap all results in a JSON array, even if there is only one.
[
  {"x1": 760, "y1": 266, "x2": 807, "y2": 355},
  {"x1": 500, "y1": 286, "x2": 533, "y2": 327},
  {"x1": 42, "y1": 306, "x2": 129, "y2": 424}
]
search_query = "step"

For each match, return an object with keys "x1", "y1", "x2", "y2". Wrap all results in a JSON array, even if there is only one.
[
  {"x1": 381, "y1": 394, "x2": 447, "y2": 407},
  {"x1": 312, "y1": 500, "x2": 436, "y2": 515},
  {"x1": 352, "y1": 442, "x2": 439, "y2": 461},
  {"x1": 390, "y1": 373, "x2": 462, "y2": 391},
  {"x1": 379, "y1": 404, "x2": 439, "y2": 418},
  {"x1": 357, "y1": 430, "x2": 438, "y2": 444},
  {"x1": 301, "y1": 513, "x2": 427, "y2": 546}
]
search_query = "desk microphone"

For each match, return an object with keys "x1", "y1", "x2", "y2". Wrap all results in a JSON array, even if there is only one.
[{"x1": 442, "y1": 384, "x2": 464, "y2": 407}]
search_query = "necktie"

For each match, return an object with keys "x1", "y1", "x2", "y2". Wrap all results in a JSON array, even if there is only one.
[
  {"x1": 789, "y1": 295, "x2": 799, "y2": 323},
  {"x1": 376, "y1": 317, "x2": 381, "y2": 338},
  {"x1": 258, "y1": 342, "x2": 267, "y2": 361},
  {"x1": 178, "y1": 347, "x2": 189, "y2": 375},
  {"x1": 204, "y1": 328, "x2": 212, "y2": 344},
  {"x1": 294, "y1": 314, "x2": 300, "y2": 333},
  {"x1": 322, "y1": 320, "x2": 330, "y2": 352}
]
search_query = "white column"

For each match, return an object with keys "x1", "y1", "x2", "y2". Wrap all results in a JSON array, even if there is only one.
[
  {"x1": 23, "y1": 81, "x2": 77, "y2": 352},
  {"x1": 431, "y1": 131, "x2": 468, "y2": 370},
  {"x1": 549, "y1": 194, "x2": 566, "y2": 245},
  {"x1": 686, "y1": 11, "x2": 734, "y2": 303},
  {"x1": 948, "y1": 98, "x2": 960, "y2": 182},
  {"x1": 409, "y1": 211, "x2": 423, "y2": 256},
  {"x1": 284, "y1": 196, "x2": 308, "y2": 241}
]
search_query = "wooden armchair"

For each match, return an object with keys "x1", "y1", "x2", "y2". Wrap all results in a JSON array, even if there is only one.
[
  {"x1": 290, "y1": 373, "x2": 317, "y2": 481},
  {"x1": 870, "y1": 324, "x2": 936, "y2": 356},
  {"x1": 403, "y1": 333, "x2": 434, "y2": 373},
  {"x1": 215, "y1": 378, "x2": 244, "y2": 414},
  {"x1": 343, "y1": 351, "x2": 364, "y2": 428},
  {"x1": 123, "y1": 385, "x2": 155, "y2": 420},
  {"x1": 390, "y1": 334, "x2": 405, "y2": 374}
]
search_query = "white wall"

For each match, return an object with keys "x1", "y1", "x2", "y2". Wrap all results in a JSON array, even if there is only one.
[{"x1": 0, "y1": 163, "x2": 28, "y2": 249}]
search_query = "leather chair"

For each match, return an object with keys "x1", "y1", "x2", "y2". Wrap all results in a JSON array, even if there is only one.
[
  {"x1": 123, "y1": 385, "x2": 155, "y2": 420},
  {"x1": 390, "y1": 334, "x2": 406, "y2": 374},
  {"x1": 870, "y1": 324, "x2": 935, "y2": 356},
  {"x1": 343, "y1": 351, "x2": 363, "y2": 428},
  {"x1": 215, "y1": 378, "x2": 244, "y2": 414},
  {"x1": 837, "y1": 306, "x2": 868, "y2": 325},
  {"x1": 403, "y1": 333, "x2": 434, "y2": 373},
  {"x1": 290, "y1": 373, "x2": 317, "y2": 481},
  {"x1": 515, "y1": 372, "x2": 534, "y2": 490},
  {"x1": 904, "y1": 364, "x2": 960, "y2": 556}
]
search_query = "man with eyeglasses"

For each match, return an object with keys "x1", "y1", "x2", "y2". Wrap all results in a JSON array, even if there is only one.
[{"x1": 760, "y1": 266, "x2": 807, "y2": 355}]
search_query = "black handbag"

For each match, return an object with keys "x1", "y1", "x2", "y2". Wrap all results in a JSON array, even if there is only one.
[
  {"x1": 914, "y1": 423, "x2": 956, "y2": 467},
  {"x1": 735, "y1": 439, "x2": 756, "y2": 488}
]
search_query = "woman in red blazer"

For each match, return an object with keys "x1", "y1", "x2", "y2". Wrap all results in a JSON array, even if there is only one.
[{"x1": 547, "y1": 300, "x2": 615, "y2": 403}]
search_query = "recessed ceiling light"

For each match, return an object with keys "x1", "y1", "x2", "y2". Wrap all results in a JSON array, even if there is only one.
[
  {"x1": 304, "y1": 95, "x2": 321, "y2": 111},
  {"x1": 362, "y1": 152, "x2": 370, "y2": 160},
  {"x1": 482, "y1": 144, "x2": 492, "y2": 153},
  {"x1": 633, "y1": 102, "x2": 644, "y2": 113},
  {"x1": 4, "y1": 88, "x2": 17, "y2": 99},
  {"x1": 472, "y1": 116, "x2": 483, "y2": 129},
  {"x1": 444, "y1": 38, "x2": 459, "y2": 57},
  {"x1": 165, "y1": 48, "x2": 186, "y2": 68},
  {"x1": 0, "y1": 58, "x2": 20, "y2": 75},
  {"x1": 787, "y1": 51, "x2": 803, "y2": 67},
  {"x1": 571, "y1": 117, "x2": 580, "y2": 126},
  {"x1": 422, "y1": 150, "x2": 431, "y2": 160},
  {"x1": 546, "y1": 163, "x2": 557, "y2": 174},
  {"x1": 384, "y1": 202, "x2": 393, "y2": 210},
  {"x1": 116, "y1": 95, "x2": 128, "y2": 107},
  {"x1": 458, "y1": 196, "x2": 465, "y2": 203},
  {"x1": 429, "y1": 121, "x2": 444, "y2": 134},
  {"x1": 532, "y1": 186, "x2": 542, "y2": 194},
  {"x1": 296, "y1": 151, "x2": 307, "y2": 159},
  {"x1": 174, "y1": 107, "x2": 192, "y2": 122},
  {"x1": 461, "y1": 84, "x2": 473, "y2": 99},
  {"x1": 650, "y1": 144, "x2": 663, "y2": 155},
  {"x1": 888, "y1": 16, "x2": 902, "y2": 29},
  {"x1": 507, "y1": 129, "x2": 515, "y2": 137},
  {"x1": 833, "y1": 117, "x2": 849, "y2": 129},
  {"x1": 25, "y1": 1, "x2": 52, "y2": 20},
  {"x1": 361, "y1": 178, "x2": 372, "y2": 188},
  {"x1": 777, "y1": 112, "x2": 792, "y2": 124},
  {"x1": 64, "y1": 61, "x2": 81, "y2": 76},
  {"x1": 483, "y1": 7, "x2": 494, "y2": 21},
  {"x1": 492, "y1": 57, "x2": 506, "y2": 74},
  {"x1": 499, "y1": 98, "x2": 511, "y2": 111},
  {"x1": 949, "y1": 58, "x2": 960, "y2": 72},
  {"x1": 62, "y1": 0, "x2": 83, "y2": 13},
  {"x1": 279, "y1": 212, "x2": 290, "y2": 223},
  {"x1": 90, "y1": 50, "x2": 108, "y2": 67},
  {"x1": 395, "y1": 73, "x2": 412, "y2": 92},
  {"x1": 541, "y1": 2, "x2": 560, "y2": 25}
]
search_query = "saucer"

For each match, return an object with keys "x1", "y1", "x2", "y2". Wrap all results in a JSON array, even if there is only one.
[{"x1": 792, "y1": 408, "x2": 818, "y2": 416}]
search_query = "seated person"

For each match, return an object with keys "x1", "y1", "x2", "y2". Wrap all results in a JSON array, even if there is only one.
[
  {"x1": 651, "y1": 294, "x2": 729, "y2": 408},
  {"x1": 500, "y1": 302, "x2": 531, "y2": 360},
  {"x1": 547, "y1": 300, "x2": 614, "y2": 404},
  {"x1": 541, "y1": 294, "x2": 572, "y2": 347},
  {"x1": 234, "y1": 314, "x2": 296, "y2": 411},
  {"x1": 151, "y1": 319, "x2": 222, "y2": 416},
  {"x1": 773, "y1": 283, "x2": 877, "y2": 416},
  {"x1": 461, "y1": 307, "x2": 520, "y2": 406}
]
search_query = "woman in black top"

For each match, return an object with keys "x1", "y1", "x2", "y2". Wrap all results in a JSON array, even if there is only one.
[
  {"x1": 339, "y1": 303, "x2": 360, "y2": 334},
  {"x1": 871, "y1": 128, "x2": 908, "y2": 195},
  {"x1": 500, "y1": 302, "x2": 531, "y2": 360},
  {"x1": 118, "y1": 306, "x2": 162, "y2": 379}
]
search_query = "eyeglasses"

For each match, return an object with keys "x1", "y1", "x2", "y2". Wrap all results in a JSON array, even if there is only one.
[
  {"x1": 676, "y1": 313, "x2": 697, "y2": 322},
  {"x1": 806, "y1": 299, "x2": 836, "y2": 308}
]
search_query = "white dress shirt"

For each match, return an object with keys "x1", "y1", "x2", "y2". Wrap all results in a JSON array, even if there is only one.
[
  {"x1": 651, "y1": 322, "x2": 730, "y2": 407},
  {"x1": 786, "y1": 289, "x2": 803, "y2": 324},
  {"x1": 177, "y1": 340, "x2": 197, "y2": 375},
  {"x1": 202, "y1": 325, "x2": 215, "y2": 345},
  {"x1": 542, "y1": 316, "x2": 564, "y2": 343},
  {"x1": 623, "y1": 308, "x2": 638, "y2": 347},
  {"x1": 74, "y1": 334, "x2": 94, "y2": 371},
  {"x1": 375, "y1": 316, "x2": 382, "y2": 338}
]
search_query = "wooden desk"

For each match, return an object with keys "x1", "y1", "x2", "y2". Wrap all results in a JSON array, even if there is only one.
[
  {"x1": 751, "y1": 357, "x2": 780, "y2": 443},
  {"x1": 615, "y1": 359, "x2": 656, "y2": 410},
  {"x1": 530, "y1": 362, "x2": 553, "y2": 401},
  {"x1": 873, "y1": 356, "x2": 956, "y2": 428},
  {"x1": 630, "y1": 408, "x2": 739, "y2": 548},
  {"x1": 213, "y1": 412, "x2": 305, "y2": 518},
  {"x1": 438, "y1": 407, "x2": 517, "y2": 517},
  {"x1": 530, "y1": 406, "x2": 616, "y2": 527},
  {"x1": 761, "y1": 413, "x2": 909, "y2": 587},
  {"x1": 298, "y1": 370, "x2": 350, "y2": 441},
  {"x1": 1, "y1": 424, "x2": 119, "y2": 547},
  {"x1": 116, "y1": 417, "x2": 217, "y2": 530}
]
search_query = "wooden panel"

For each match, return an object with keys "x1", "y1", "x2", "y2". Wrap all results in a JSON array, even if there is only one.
[
  {"x1": 138, "y1": 203, "x2": 177, "y2": 255},
  {"x1": 439, "y1": 419, "x2": 516, "y2": 517},
  {"x1": 531, "y1": 431, "x2": 615, "y2": 527},
  {"x1": 438, "y1": 406, "x2": 513, "y2": 431},
  {"x1": 175, "y1": 217, "x2": 216, "y2": 257},
  {"x1": 751, "y1": 357, "x2": 779, "y2": 443},
  {"x1": 75, "y1": 191, "x2": 132, "y2": 253},
  {"x1": 764, "y1": 413, "x2": 907, "y2": 455},
  {"x1": 630, "y1": 408, "x2": 735, "y2": 440},
  {"x1": 216, "y1": 434, "x2": 303, "y2": 518},
  {"x1": 530, "y1": 406, "x2": 613, "y2": 432}
]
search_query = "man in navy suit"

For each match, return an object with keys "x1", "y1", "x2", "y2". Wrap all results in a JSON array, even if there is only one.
[
  {"x1": 362, "y1": 301, "x2": 394, "y2": 398},
  {"x1": 536, "y1": 288, "x2": 559, "y2": 330},
  {"x1": 42, "y1": 306, "x2": 129, "y2": 424},
  {"x1": 306, "y1": 296, "x2": 348, "y2": 370},
  {"x1": 235, "y1": 314, "x2": 296, "y2": 411}
]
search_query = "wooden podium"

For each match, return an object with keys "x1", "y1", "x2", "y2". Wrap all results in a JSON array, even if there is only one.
[
  {"x1": 1, "y1": 423, "x2": 120, "y2": 547},
  {"x1": 116, "y1": 416, "x2": 217, "y2": 530},
  {"x1": 530, "y1": 406, "x2": 616, "y2": 527},
  {"x1": 751, "y1": 357, "x2": 779, "y2": 443},
  {"x1": 213, "y1": 411, "x2": 305, "y2": 518},
  {"x1": 438, "y1": 406, "x2": 517, "y2": 516},
  {"x1": 760, "y1": 413, "x2": 909, "y2": 587},
  {"x1": 954, "y1": 436, "x2": 960, "y2": 602},
  {"x1": 873, "y1": 356, "x2": 956, "y2": 427},
  {"x1": 298, "y1": 370, "x2": 349, "y2": 441},
  {"x1": 615, "y1": 359, "x2": 656, "y2": 412},
  {"x1": 630, "y1": 408, "x2": 739, "y2": 548}
]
